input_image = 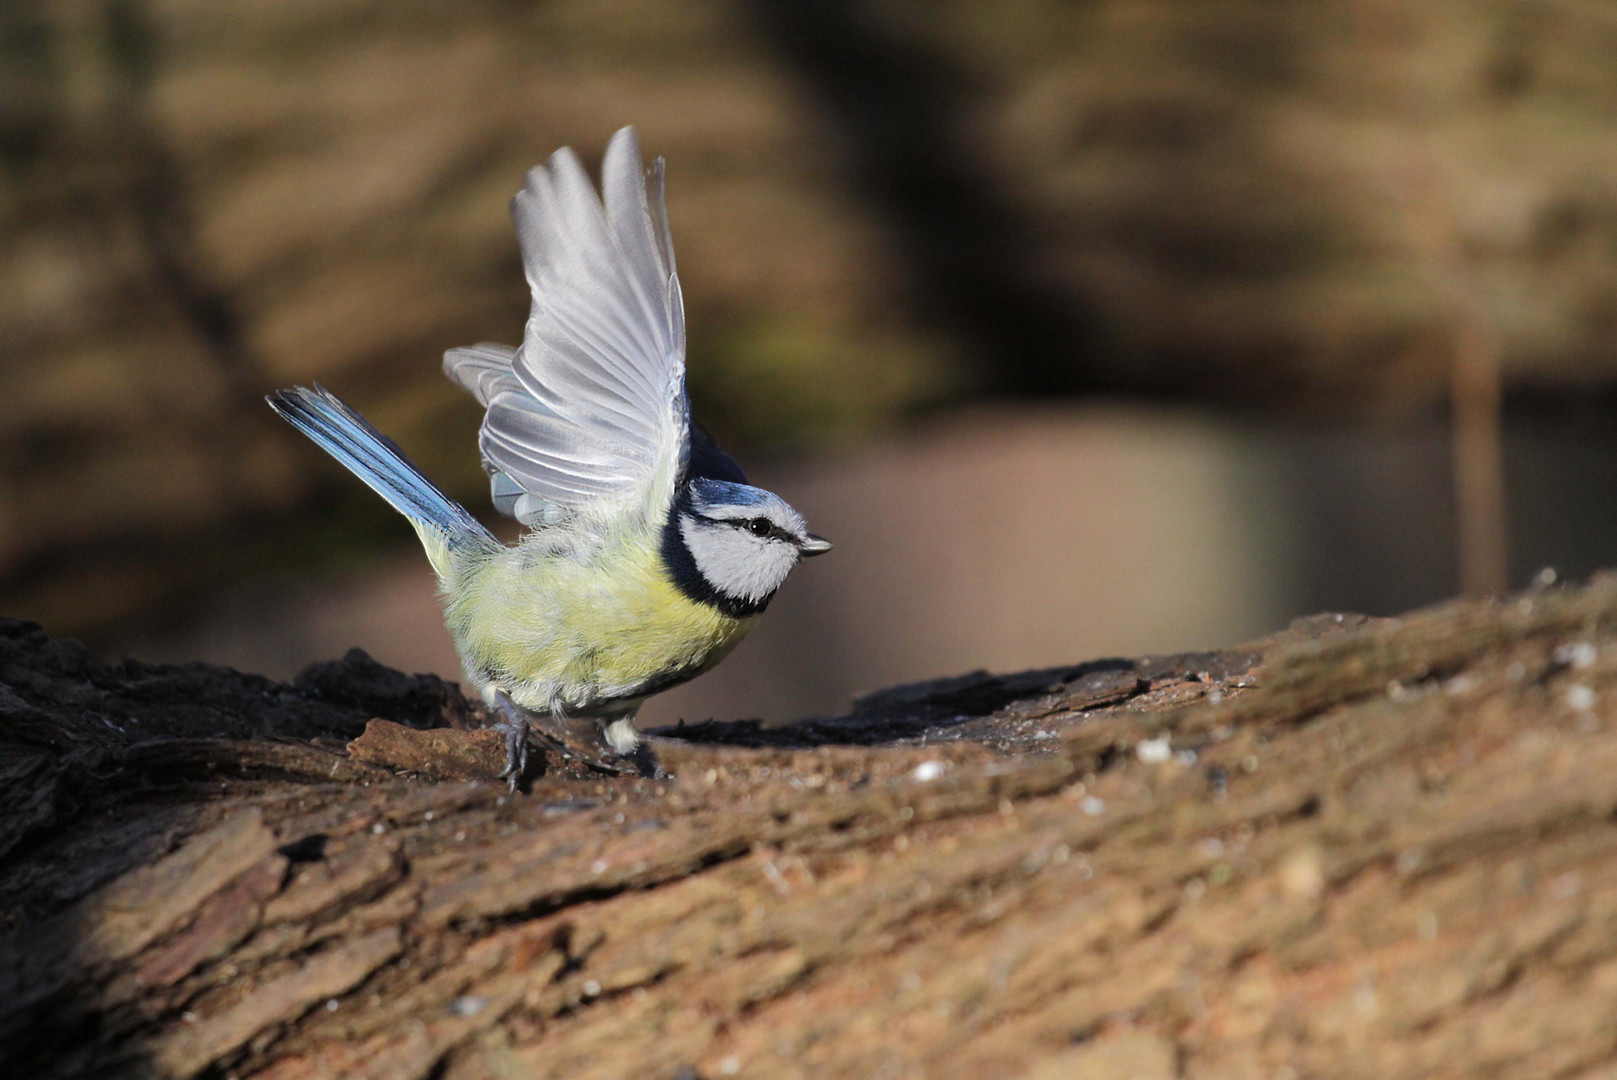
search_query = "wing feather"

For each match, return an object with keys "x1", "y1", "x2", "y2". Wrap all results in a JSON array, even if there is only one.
[
  {"x1": 446, "y1": 127, "x2": 689, "y2": 526},
  {"x1": 443, "y1": 342, "x2": 519, "y2": 406},
  {"x1": 645, "y1": 158, "x2": 678, "y2": 280}
]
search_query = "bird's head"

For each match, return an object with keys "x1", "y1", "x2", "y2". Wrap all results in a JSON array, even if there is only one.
[{"x1": 663, "y1": 478, "x2": 831, "y2": 617}]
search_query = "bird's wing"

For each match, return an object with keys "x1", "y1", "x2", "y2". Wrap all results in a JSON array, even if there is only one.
[
  {"x1": 447, "y1": 127, "x2": 690, "y2": 527},
  {"x1": 443, "y1": 342, "x2": 519, "y2": 407}
]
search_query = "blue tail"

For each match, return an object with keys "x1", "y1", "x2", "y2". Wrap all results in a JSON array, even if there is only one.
[{"x1": 267, "y1": 385, "x2": 493, "y2": 556}]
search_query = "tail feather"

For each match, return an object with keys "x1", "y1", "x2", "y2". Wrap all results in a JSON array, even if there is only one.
[{"x1": 267, "y1": 386, "x2": 493, "y2": 572}]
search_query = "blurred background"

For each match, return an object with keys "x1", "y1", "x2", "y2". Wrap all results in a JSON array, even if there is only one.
[{"x1": 5, "y1": 0, "x2": 1617, "y2": 725}]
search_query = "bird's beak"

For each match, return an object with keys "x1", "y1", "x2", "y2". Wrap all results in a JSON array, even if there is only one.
[{"x1": 798, "y1": 532, "x2": 833, "y2": 557}]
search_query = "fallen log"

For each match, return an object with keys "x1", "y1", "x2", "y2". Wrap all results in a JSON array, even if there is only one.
[{"x1": 2, "y1": 577, "x2": 1615, "y2": 1079}]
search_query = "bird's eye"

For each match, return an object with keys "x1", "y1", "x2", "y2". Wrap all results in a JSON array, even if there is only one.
[{"x1": 746, "y1": 518, "x2": 771, "y2": 538}]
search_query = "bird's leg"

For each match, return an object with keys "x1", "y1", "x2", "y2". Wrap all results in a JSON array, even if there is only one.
[
  {"x1": 492, "y1": 691, "x2": 531, "y2": 793},
  {"x1": 603, "y1": 715, "x2": 665, "y2": 780},
  {"x1": 504, "y1": 704, "x2": 663, "y2": 779},
  {"x1": 491, "y1": 692, "x2": 662, "y2": 780}
]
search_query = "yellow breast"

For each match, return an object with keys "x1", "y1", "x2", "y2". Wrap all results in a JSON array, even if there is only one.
[{"x1": 443, "y1": 530, "x2": 754, "y2": 712}]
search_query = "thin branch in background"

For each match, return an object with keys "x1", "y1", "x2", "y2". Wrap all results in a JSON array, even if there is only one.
[
  {"x1": 1448, "y1": 309, "x2": 1508, "y2": 597},
  {"x1": 1355, "y1": 0, "x2": 1509, "y2": 598}
]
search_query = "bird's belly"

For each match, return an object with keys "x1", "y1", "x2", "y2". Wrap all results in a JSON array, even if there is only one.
[{"x1": 450, "y1": 544, "x2": 754, "y2": 712}]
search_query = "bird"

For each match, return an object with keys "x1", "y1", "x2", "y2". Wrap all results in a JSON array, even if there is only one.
[{"x1": 267, "y1": 126, "x2": 830, "y2": 786}]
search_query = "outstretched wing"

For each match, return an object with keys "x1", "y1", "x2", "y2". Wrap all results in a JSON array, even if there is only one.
[{"x1": 443, "y1": 127, "x2": 689, "y2": 527}]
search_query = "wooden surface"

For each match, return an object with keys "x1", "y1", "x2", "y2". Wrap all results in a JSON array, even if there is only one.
[{"x1": 4, "y1": 577, "x2": 1617, "y2": 1078}]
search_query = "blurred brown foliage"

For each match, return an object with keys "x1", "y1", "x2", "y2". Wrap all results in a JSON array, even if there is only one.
[{"x1": 4, "y1": 0, "x2": 1617, "y2": 641}]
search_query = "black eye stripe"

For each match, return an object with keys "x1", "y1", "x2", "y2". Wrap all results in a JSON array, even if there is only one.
[{"x1": 695, "y1": 512, "x2": 792, "y2": 541}]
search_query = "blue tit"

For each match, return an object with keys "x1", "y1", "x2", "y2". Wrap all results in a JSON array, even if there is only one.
[{"x1": 268, "y1": 127, "x2": 830, "y2": 785}]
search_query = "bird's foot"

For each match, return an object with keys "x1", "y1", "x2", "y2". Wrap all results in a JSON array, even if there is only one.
[
  {"x1": 491, "y1": 694, "x2": 664, "y2": 784},
  {"x1": 492, "y1": 692, "x2": 531, "y2": 793},
  {"x1": 619, "y1": 740, "x2": 666, "y2": 780}
]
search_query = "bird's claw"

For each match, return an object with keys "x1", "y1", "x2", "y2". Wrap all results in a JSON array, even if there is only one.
[
  {"x1": 492, "y1": 694, "x2": 530, "y2": 792},
  {"x1": 622, "y1": 741, "x2": 666, "y2": 780}
]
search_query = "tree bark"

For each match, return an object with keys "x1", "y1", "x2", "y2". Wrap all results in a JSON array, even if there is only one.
[{"x1": 3, "y1": 578, "x2": 1617, "y2": 1079}]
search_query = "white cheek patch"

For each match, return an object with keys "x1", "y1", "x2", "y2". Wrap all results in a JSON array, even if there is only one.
[{"x1": 682, "y1": 516, "x2": 798, "y2": 604}]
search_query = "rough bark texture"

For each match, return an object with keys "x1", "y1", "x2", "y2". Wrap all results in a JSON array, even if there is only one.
[{"x1": 4, "y1": 578, "x2": 1617, "y2": 1079}]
